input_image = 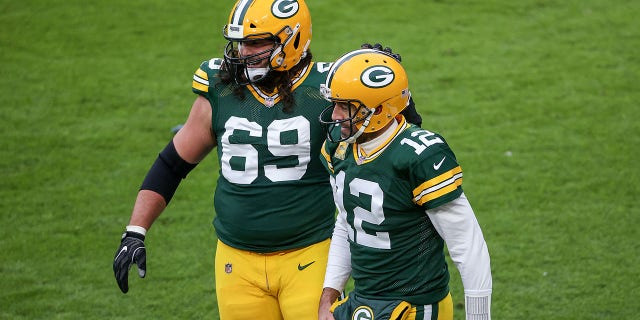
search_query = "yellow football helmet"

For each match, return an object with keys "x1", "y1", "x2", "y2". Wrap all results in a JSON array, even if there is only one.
[
  {"x1": 320, "y1": 49, "x2": 410, "y2": 143},
  {"x1": 223, "y1": 0, "x2": 312, "y2": 84}
]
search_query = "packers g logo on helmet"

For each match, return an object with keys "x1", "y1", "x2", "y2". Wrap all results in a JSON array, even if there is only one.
[
  {"x1": 361, "y1": 66, "x2": 395, "y2": 88},
  {"x1": 222, "y1": 0, "x2": 312, "y2": 84},
  {"x1": 272, "y1": 0, "x2": 299, "y2": 18},
  {"x1": 319, "y1": 49, "x2": 410, "y2": 143}
]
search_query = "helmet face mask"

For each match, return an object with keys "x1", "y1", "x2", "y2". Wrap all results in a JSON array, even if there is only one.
[
  {"x1": 223, "y1": 37, "x2": 279, "y2": 85},
  {"x1": 223, "y1": 0, "x2": 312, "y2": 85},
  {"x1": 319, "y1": 99, "x2": 374, "y2": 143},
  {"x1": 320, "y1": 49, "x2": 410, "y2": 143}
]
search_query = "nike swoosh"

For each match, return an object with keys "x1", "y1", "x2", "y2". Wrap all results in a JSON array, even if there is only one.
[
  {"x1": 115, "y1": 246, "x2": 128, "y2": 260},
  {"x1": 433, "y1": 157, "x2": 446, "y2": 170},
  {"x1": 298, "y1": 261, "x2": 316, "y2": 271}
]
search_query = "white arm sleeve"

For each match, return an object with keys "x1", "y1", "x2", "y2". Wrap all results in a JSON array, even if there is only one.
[
  {"x1": 426, "y1": 192, "x2": 492, "y2": 319},
  {"x1": 322, "y1": 207, "x2": 352, "y2": 291}
]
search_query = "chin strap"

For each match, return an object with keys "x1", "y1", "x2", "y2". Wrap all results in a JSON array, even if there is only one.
[
  {"x1": 245, "y1": 67, "x2": 270, "y2": 82},
  {"x1": 344, "y1": 109, "x2": 374, "y2": 144}
]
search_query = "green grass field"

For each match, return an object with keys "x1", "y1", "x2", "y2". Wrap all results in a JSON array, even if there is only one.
[{"x1": 1, "y1": 0, "x2": 639, "y2": 319}]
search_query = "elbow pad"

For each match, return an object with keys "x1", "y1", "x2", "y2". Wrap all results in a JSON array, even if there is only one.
[{"x1": 140, "y1": 140, "x2": 197, "y2": 204}]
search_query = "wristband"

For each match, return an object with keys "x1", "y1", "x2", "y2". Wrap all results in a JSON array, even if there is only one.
[
  {"x1": 465, "y1": 293, "x2": 491, "y2": 319},
  {"x1": 126, "y1": 225, "x2": 147, "y2": 236}
]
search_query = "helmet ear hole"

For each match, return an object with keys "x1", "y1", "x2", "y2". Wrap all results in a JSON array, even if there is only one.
[{"x1": 293, "y1": 33, "x2": 300, "y2": 49}]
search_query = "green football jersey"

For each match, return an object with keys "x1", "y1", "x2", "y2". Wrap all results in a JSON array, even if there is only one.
[
  {"x1": 192, "y1": 59, "x2": 336, "y2": 253},
  {"x1": 320, "y1": 117, "x2": 464, "y2": 305}
]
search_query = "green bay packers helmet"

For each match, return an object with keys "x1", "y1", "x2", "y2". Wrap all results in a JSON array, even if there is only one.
[
  {"x1": 319, "y1": 49, "x2": 410, "y2": 143},
  {"x1": 223, "y1": 0, "x2": 312, "y2": 84}
]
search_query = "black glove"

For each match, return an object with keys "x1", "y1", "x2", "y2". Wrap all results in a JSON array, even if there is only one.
[
  {"x1": 361, "y1": 43, "x2": 402, "y2": 62},
  {"x1": 113, "y1": 231, "x2": 147, "y2": 293}
]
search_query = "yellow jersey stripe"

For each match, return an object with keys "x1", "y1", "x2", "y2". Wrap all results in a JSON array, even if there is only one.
[
  {"x1": 192, "y1": 68, "x2": 209, "y2": 92},
  {"x1": 192, "y1": 79, "x2": 209, "y2": 92},
  {"x1": 320, "y1": 142, "x2": 334, "y2": 173},
  {"x1": 195, "y1": 68, "x2": 208, "y2": 80},
  {"x1": 413, "y1": 167, "x2": 463, "y2": 205}
]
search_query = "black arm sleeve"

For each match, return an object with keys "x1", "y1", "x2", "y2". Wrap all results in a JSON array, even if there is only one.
[{"x1": 139, "y1": 140, "x2": 197, "y2": 204}]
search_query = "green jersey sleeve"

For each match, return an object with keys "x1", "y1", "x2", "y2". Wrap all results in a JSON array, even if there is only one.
[
  {"x1": 191, "y1": 58, "x2": 224, "y2": 96},
  {"x1": 402, "y1": 127, "x2": 464, "y2": 209}
]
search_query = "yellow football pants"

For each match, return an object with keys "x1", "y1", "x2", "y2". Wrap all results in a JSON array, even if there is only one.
[
  {"x1": 215, "y1": 239, "x2": 330, "y2": 320},
  {"x1": 407, "y1": 293, "x2": 453, "y2": 320}
]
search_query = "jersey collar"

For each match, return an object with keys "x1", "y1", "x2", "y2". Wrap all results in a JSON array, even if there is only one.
[
  {"x1": 353, "y1": 115, "x2": 408, "y2": 165},
  {"x1": 246, "y1": 62, "x2": 314, "y2": 107}
]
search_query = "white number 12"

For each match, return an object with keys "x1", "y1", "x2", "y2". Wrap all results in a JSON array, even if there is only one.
[{"x1": 333, "y1": 171, "x2": 390, "y2": 250}]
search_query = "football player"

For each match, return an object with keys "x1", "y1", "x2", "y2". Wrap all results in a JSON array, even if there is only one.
[
  {"x1": 317, "y1": 49, "x2": 492, "y2": 320},
  {"x1": 112, "y1": 0, "x2": 422, "y2": 319}
]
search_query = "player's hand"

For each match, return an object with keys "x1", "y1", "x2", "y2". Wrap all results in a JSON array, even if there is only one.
[
  {"x1": 361, "y1": 43, "x2": 402, "y2": 62},
  {"x1": 113, "y1": 231, "x2": 147, "y2": 293},
  {"x1": 318, "y1": 288, "x2": 340, "y2": 320}
]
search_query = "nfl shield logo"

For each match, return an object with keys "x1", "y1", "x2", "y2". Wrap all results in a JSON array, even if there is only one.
[
  {"x1": 225, "y1": 263, "x2": 232, "y2": 274},
  {"x1": 265, "y1": 97, "x2": 275, "y2": 107}
]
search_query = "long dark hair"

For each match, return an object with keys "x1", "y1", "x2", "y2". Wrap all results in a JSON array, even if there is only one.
[{"x1": 219, "y1": 51, "x2": 313, "y2": 113}]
